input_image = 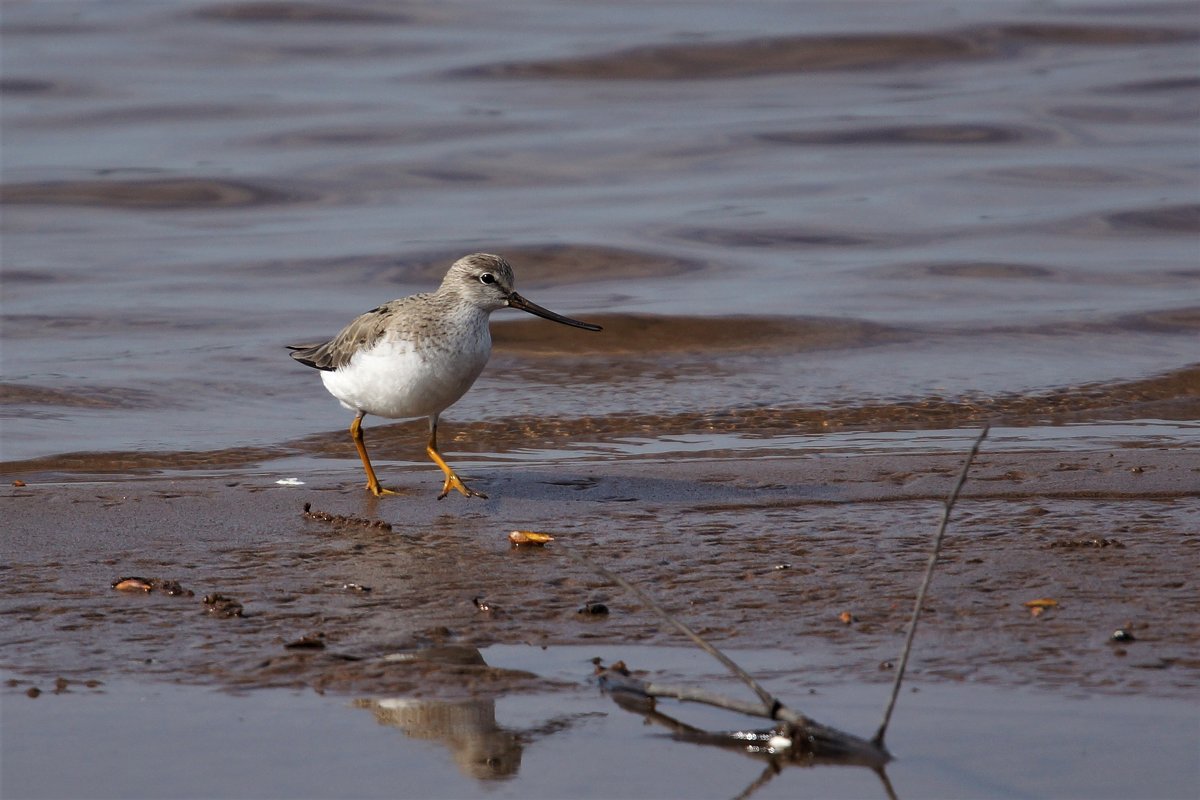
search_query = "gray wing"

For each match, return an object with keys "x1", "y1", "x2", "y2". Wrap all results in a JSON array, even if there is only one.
[{"x1": 288, "y1": 299, "x2": 407, "y2": 372}]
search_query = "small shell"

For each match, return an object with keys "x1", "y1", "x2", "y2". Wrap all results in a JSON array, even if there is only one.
[
  {"x1": 509, "y1": 530, "x2": 554, "y2": 546},
  {"x1": 1023, "y1": 598, "x2": 1058, "y2": 609},
  {"x1": 112, "y1": 577, "x2": 154, "y2": 592}
]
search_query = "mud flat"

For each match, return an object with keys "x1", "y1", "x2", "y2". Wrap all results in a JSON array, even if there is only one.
[
  {"x1": 3, "y1": 446, "x2": 1196, "y2": 695},
  {"x1": 3, "y1": 446, "x2": 1198, "y2": 798}
]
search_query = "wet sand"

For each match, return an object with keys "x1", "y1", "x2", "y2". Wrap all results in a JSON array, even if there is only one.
[
  {"x1": 6, "y1": 439, "x2": 1200, "y2": 796},
  {"x1": 4, "y1": 447, "x2": 1197, "y2": 698}
]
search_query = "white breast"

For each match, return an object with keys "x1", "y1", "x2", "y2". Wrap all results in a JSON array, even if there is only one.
[{"x1": 319, "y1": 308, "x2": 492, "y2": 420}]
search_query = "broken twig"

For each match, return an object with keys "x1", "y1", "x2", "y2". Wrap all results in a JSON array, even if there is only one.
[
  {"x1": 595, "y1": 663, "x2": 889, "y2": 766},
  {"x1": 555, "y1": 424, "x2": 989, "y2": 785},
  {"x1": 561, "y1": 545, "x2": 795, "y2": 724},
  {"x1": 872, "y1": 424, "x2": 989, "y2": 748}
]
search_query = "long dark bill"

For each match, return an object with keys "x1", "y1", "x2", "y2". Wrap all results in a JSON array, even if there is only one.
[{"x1": 507, "y1": 292, "x2": 602, "y2": 331}]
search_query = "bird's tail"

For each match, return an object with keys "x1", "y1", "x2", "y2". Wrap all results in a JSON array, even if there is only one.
[{"x1": 286, "y1": 343, "x2": 335, "y2": 371}]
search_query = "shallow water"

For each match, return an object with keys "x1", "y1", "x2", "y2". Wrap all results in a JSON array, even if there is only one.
[
  {"x1": 2, "y1": 0, "x2": 1198, "y2": 469},
  {"x1": 4, "y1": 650, "x2": 1198, "y2": 800}
]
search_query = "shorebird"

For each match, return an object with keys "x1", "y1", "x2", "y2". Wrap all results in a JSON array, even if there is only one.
[{"x1": 288, "y1": 253, "x2": 601, "y2": 498}]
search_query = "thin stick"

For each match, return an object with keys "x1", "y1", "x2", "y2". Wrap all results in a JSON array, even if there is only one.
[
  {"x1": 872, "y1": 425, "x2": 989, "y2": 748},
  {"x1": 562, "y1": 546, "x2": 795, "y2": 722},
  {"x1": 639, "y1": 681, "x2": 791, "y2": 722}
]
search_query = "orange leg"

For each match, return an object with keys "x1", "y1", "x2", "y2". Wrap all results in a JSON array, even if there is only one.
[
  {"x1": 427, "y1": 417, "x2": 486, "y2": 500},
  {"x1": 350, "y1": 412, "x2": 395, "y2": 497}
]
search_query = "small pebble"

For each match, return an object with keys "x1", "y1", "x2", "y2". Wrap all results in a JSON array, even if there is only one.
[
  {"x1": 203, "y1": 594, "x2": 244, "y2": 618},
  {"x1": 284, "y1": 633, "x2": 326, "y2": 650}
]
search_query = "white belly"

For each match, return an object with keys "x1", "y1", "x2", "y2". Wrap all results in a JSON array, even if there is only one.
[{"x1": 319, "y1": 324, "x2": 491, "y2": 420}]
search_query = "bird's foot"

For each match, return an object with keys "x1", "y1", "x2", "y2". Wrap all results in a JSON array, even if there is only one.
[
  {"x1": 366, "y1": 482, "x2": 398, "y2": 497},
  {"x1": 438, "y1": 473, "x2": 488, "y2": 500}
]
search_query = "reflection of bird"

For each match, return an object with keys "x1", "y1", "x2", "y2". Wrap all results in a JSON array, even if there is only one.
[
  {"x1": 361, "y1": 695, "x2": 523, "y2": 780},
  {"x1": 289, "y1": 253, "x2": 601, "y2": 498}
]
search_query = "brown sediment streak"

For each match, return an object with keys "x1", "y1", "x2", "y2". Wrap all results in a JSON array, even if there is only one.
[
  {"x1": 1038, "y1": 204, "x2": 1200, "y2": 238},
  {"x1": 457, "y1": 24, "x2": 1198, "y2": 81},
  {"x1": 667, "y1": 227, "x2": 886, "y2": 249},
  {"x1": 458, "y1": 32, "x2": 997, "y2": 80},
  {"x1": 1108, "y1": 76, "x2": 1200, "y2": 93},
  {"x1": 493, "y1": 314, "x2": 902, "y2": 355},
  {"x1": 440, "y1": 363, "x2": 1200, "y2": 446},
  {"x1": 878, "y1": 262, "x2": 1058, "y2": 281},
  {"x1": 972, "y1": 165, "x2": 1163, "y2": 187},
  {"x1": 495, "y1": 307, "x2": 1200, "y2": 356},
  {"x1": 758, "y1": 123, "x2": 1054, "y2": 147},
  {"x1": 192, "y1": 2, "x2": 410, "y2": 24},
  {"x1": 0, "y1": 383, "x2": 160, "y2": 410},
  {"x1": 1102, "y1": 204, "x2": 1200, "y2": 235},
  {"x1": 0, "y1": 177, "x2": 313, "y2": 210},
  {"x1": 249, "y1": 120, "x2": 532, "y2": 149},
  {"x1": 1, "y1": 446, "x2": 283, "y2": 476},
  {"x1": 995, "y1": 23, "x2": 1198, "y2": 46},
  {"x1": 0, "y1": 78, "x2": 64, "y2": 95}
]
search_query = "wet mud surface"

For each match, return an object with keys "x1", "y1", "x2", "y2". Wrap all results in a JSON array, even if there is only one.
[{"x1": 3, "y1": 450, "x2": 1197, "y2": 700}]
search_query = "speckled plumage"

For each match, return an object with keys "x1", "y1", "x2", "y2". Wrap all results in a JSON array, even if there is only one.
[{"x1": 288, "y1": 253, "x2": 601, "y2": 498}]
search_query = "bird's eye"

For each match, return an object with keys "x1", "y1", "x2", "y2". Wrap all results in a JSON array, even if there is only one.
[{"x1": 479, "y1": 273, "x2": 496, "y2": 285}]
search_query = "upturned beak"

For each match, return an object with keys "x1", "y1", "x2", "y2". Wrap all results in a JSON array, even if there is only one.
[{"x1": 506, "y1": 291, "x2": 602, "y2": 331}]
